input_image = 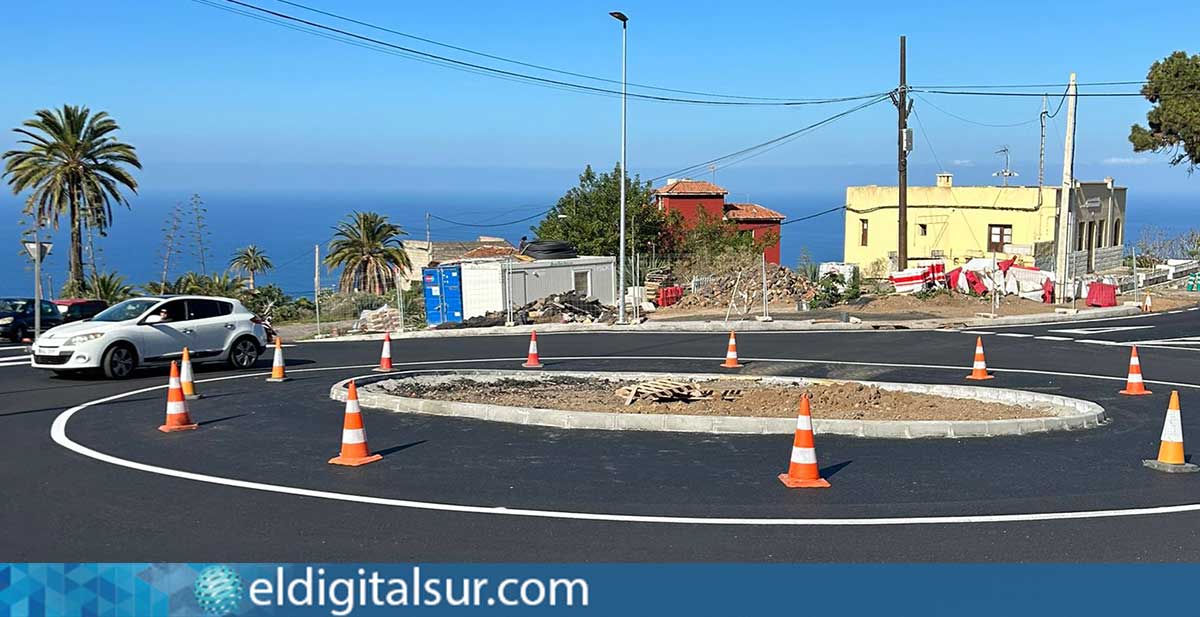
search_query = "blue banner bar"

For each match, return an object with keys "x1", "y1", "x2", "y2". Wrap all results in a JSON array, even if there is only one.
[{"x1": 0, "y1": 563, "x2": 1190, "y2": 616}]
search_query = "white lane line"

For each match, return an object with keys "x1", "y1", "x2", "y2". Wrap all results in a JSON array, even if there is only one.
[
  {"x1": 977, "y1": 311, "x2": 1163, "y2": 330},
  {"x1": 972, "y1": 331, "x2": 995, "y2": 335},
  {"x1": 1034, "y1": 336, "x2": 1073, "y2": 341},
  {"x1": 50, "y1": 355, "x2": 1200, "y2": 527},
  {"x1": 995, "y1": 333, "x2": 1033, "y2": 338},
  {"x1": 0, "y1": 345, "x2": 29, "y2": 351},
  {"x1": 0, "y1": 360, "x2": 30, "y2": 367},
  {"x1": 1048, "y1": 325, "x2": 1156, "y2": 335},
  {"x1": 1189, "y1": 308, "x2": 1199, "y2": 312},
  {"x1": 1076, "y1": 339, "x2": 1123, "y2": 345}
]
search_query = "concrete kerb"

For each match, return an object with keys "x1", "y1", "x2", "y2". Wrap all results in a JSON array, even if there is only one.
[
  {"x1": 303, "y1": 305, "x2": 1141, "y2": 342},
  {"x1": 330, "y1": 369, "x2": 1107, "y2": 438}
]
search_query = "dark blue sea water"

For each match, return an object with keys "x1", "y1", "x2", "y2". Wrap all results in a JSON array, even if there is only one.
[{"x1": 0, "y1": 189, "x2": 1191, "y2": 298}]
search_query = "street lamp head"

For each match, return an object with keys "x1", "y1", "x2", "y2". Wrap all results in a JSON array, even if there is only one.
[{"x1": 609, "y1": 11, "x2": 628, "y2": 22}]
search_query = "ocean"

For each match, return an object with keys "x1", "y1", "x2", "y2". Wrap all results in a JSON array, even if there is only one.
[{"x1": 0, "y1": 189, "x2": 1190, "y2": 299}]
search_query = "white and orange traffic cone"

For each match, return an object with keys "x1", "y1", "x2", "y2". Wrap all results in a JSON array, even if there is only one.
[
  {"x1": 159, "y1": 361, "x2": 199, "y2": 433},
  {"x1": 1143, "y1": 292, "x2": 1153, "y2": 313},
  {"x1": 266, "y1": 337, "x2": 290, "y2": 382},
  {"x1": 966, "y1": 336, "x2": 993, "y2": 381},
  {"x1": 329, "y1": 381, "x2": 382, "y2": 467},
  {"x1": 374, "y1": 333, "x2": 393, "y2": 372},
  {"x1": 1143, "y1": 391, "x2": 1198, "y2": 473},
  {"x1": 720, "y1": 331, "x2": 744, "y2": 369},
  {"x1": 522, "y1": 331, "x2": 544, "y2": 368},
  {"x1": 180, "y1": 347, "x2": 202, "y2": 400},
  {"x1": 778, "y1": 394, "x2": 830, "y2": 488},
  {"x1": 1119, "y1": 346, "x2": 1152, "y2": 396}
]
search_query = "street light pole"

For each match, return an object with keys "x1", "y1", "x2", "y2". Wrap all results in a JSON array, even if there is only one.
[{"x1": 611, "y1": 10, "x2": 628, "y2": 324}]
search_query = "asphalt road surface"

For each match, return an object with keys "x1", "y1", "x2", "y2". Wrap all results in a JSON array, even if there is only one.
[{"x1": 6, "y1": 308, "x2": 1200, "y2": 562}]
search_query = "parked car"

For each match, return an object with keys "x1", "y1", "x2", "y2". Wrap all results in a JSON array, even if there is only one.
[
  {"x1": 30, "y1": 295, "x2": 269, "y2": 379},
  {"x1": 0, "y1": 297, "x2": 64, "y2": 342},
  {"x1": 53, "y1": 298, "x2": 109, "y2": 323}
]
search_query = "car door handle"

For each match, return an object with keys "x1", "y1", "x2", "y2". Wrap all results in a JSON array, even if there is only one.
[
  {"x1": 180, "y1": 328, "x2": 196, "y2": 334},
  {"x1": 224, "y1": 323, "x2": 236, "y2": 329}
]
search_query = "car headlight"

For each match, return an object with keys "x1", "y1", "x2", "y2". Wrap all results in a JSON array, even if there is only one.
[
  {"x1": 65, "y1": 332, "x2": 105, "y2": 346},
  {"x1": 0, "y1": 317, "x2": 12, "y2": 325}
]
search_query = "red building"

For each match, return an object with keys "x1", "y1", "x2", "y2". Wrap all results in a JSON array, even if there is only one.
[{"x1": 652, "y1": 179, "x2": 785, "y2": 264}]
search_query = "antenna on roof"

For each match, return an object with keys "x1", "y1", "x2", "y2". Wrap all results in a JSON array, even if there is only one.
[
  {"x1": 992, "y1": 146, "x2": 1019, "y2": 186},
  {"x1": 708, "y1": 164, "x2": 716, "y2": 184}
]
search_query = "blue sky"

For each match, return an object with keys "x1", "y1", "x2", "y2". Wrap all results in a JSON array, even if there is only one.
[{"x1": 3, "y1": 0, "x2": 1199, "y2": 196}]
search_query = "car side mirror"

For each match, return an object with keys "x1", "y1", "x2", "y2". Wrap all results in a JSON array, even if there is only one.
[{"x1": 144, "y1": 314, "x2": 164, "y2": 324}]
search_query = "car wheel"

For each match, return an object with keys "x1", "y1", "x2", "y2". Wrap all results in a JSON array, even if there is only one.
[
  {"x1": 102, "y1": 344, "x2": 137, "y2": 379},
  {"x1": 12, "y1": 326, "x2": 27, "y2": 343},
  {"x1": 227, "y1": 337, "x2": 260, "y2": 369}
]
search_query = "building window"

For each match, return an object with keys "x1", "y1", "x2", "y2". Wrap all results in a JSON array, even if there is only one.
[
  {"x1": 1077, "y1": 221, "x2": 1087, "y2": 251},
  {"x1": 987, "y1": 224, "x2": 1013, "y2": 253},
  {"x1": 918, "y1": 223, "x2": 928, "y2": 236},
  {"x1": 572, "y1": 270, "x2": 591, "y2": 297},
  {"x1": 1095, "y1": 221, "x2": 1106, "y2": 248},
  {"x1": 1113, "y1": 218, "x2": 1122, "y2": 245},
  {"x1": 859, "y1": 219, "x2": 869, "y2": 246}
]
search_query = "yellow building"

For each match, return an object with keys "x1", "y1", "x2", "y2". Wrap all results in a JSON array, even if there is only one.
[{"x1": 842, "y1": 173, "x2": 1127, "y2": 277}]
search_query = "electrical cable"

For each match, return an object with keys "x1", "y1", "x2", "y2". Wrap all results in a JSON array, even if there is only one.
[
  {"x1": 779, "y1": 204, "x2": 846, "y2": 226},
  {"x1": 428, "y1": 207, "x2": 554, "y2": 228},
  {"x1": 914, "y1": 94, "x2": 1041, "y2": 128},
  {"x1": 650, "y1": 94, "x2": 892, "y2": 182},
  {"x1": 272, "y1": 0, "x2": 843, "y2": 103},
  {"x1": 196, "y1": 0, "x2": 890, "y2": 107}
]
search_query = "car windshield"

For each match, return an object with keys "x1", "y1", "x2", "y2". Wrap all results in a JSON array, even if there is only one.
[
  {"x1": 91, "y1": 299, "x2": 160, "y2": 322},
  {"x1": 0, "y1": 299, "x2": 30, "y2": 313}
]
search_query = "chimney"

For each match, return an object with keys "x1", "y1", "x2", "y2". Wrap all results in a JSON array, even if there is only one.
[
  {"x1": 935, "y1": 172, "x2": 953, "y2": 188},
  {"x1": 1104, "y1": 176, "x2": 1114, "y2": 189}
]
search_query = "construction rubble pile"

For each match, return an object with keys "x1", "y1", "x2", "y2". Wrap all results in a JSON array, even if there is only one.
[
  {"x1": 435, "y1": 290, "x2": 616, "y2": 330},
  {"x1": 669, "y1": 263, "x2": 819, "y2": 310},
  {"x1": 616, "y1": 378, "x2": 743, "y2": 406}
]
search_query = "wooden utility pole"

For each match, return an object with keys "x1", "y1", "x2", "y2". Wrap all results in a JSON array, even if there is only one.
[
  {"x1": 896, "y1": 35, "x2": 910, "y2": 270},
  {"x1": 1054, "y1": 73, "x2": 1078, "y2": 304}
]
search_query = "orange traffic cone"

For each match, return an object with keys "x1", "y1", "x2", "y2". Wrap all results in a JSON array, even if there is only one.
[
  {"x1": 374, "y1": 333, "x2": 393, "y2": 372},
  {"x1": 966, "y1": 336, "x2": 993, "y2": 380},
  {"x1": 266, "y1": 337, "x2": 290, "y2": 382},
  {"x1": 1143, "y1": 292, "x2": 1153, "y2": 313},
  {"x1": 1119, "y1": 346, "x2": 1151, "y2": 396},
  {"x1": 720, "y1": 331, "x2": 744, "y2": 369},
  {"x1": 522, "y1": 331, "x2": 544, "y2": 368},
  {"x1": 180, "y1": 347, "x2": 202, "y2": 400},
  {"x1": 159, "y1": 361, "x2": 199, "y2": 432},
  {"x1": 778, "y1": 394, "x2": 830, "y2": 488},
  {"x1": 1143, "y1": 391, "x2": 1199, "y2": 472},
  {"x1": 329, "y1": 381, "x2": 382, "y2": 467}
]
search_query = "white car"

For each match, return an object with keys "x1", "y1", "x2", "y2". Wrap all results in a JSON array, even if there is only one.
[{"x1": 31, "y1": 295, "x2": 269, "y2": 379}]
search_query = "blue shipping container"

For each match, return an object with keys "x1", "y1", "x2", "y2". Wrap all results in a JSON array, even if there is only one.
[{"x1": 422, "y1": 265, "x2": 464, "y2": 326}]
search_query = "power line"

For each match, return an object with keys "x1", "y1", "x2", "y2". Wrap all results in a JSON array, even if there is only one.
[
  {"x1": 914, "y1": 94, "x2": 1041, "y2": 128},
  {"x1": 650, "y1": 94, "x2": 892, "y2": 182},
  {"x1": 428, "y1": 208, "x2": 554, "y2": 228},
  {"x1": 912, "y1": 80, "x2": 1148, "y2": 89},
  {"x1": 196, "y1": 0, "x2": 889, "y2": 107},
  {"x1": 272, "y1": 0, "x2": 842, "y2": 103},
  {"x1": 909, "y1": 105, "x2": 944, "y2": 172},
  {"x1": 914, "y1": 88, "x2": 1200, "y2": 98},
  {"x1": 780, "y1": 205, "x2": 847, "y2": 226}
]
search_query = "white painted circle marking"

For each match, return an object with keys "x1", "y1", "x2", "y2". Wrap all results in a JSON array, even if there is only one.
[{"x1": 49, "y1": 355, "x2": 1200, "y2": 526}]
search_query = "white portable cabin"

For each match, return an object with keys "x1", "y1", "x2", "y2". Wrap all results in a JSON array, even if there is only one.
[{"x1": 455, "y1": 256, "x2": 617, "y2": 320}]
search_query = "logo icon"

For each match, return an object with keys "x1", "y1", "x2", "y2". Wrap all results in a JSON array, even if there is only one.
[{"x1": 193, "y1": 564, "x2": 244, "y2": 616}]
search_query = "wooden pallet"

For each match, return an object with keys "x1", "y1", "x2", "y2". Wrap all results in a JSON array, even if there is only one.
[{"x1": 616, "y1": 379, "x2": 735, "y2": 405}]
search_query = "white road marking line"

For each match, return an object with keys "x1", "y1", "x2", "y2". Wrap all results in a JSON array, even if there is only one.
[
  {"x1": 0, "y1": 359, "x2": 31, "y2": 367},
  {"x1": 1189, "y1": 308, "x2": 1199, "y2": 312},
  {"x1": 0, "y1": 345, "x2": 29, "y2": 351},
  {"x1": 49, "y1": 354, "x2": 1200, "y2": 527},
  {"x1": 1048, "y1": 325, "x2": 1156, "y2": 335},
  {"x1": 1076, "y1": 339, "x2": 1121, "y2": 345},
  {"x1": 1034, "y1": 336, "x2": 1073, "y2": 341},
  {"x1": 972, "y1": 331, "x2": 995, "y2": 335},
  {"x1": 1168, "y1": 310, "x2": 1185, "y2": 314},
  {"x1": 995, "y1": 333, "x2": 1033, "y2": 338}
]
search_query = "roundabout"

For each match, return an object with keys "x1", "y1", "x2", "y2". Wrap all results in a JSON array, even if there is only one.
[{"x1": 8, "y1": 313, "x2": 1200, "y2": 560}]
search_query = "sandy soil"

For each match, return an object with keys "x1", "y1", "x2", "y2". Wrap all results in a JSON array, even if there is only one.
[{"x1": 367, "y1": 376, "x2": 1052, "y2": 421}]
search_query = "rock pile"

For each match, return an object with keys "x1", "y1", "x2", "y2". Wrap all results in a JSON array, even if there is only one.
[
  {"x1": 435, "y1": 290, "x2": 616, "y2": 330},
  {"x1": 670, "y1": 263, "x2": 818, "y2": 310}
]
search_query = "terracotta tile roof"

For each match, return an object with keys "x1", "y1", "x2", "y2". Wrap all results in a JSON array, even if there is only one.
[
  {"x1": 653, "y1": 179, "x2": 728, "y2": 196},
  {"x1": 724, "y1": 202, "x2": 785, "y2": 221}
]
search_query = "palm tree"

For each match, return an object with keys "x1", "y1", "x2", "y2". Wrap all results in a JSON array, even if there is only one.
[
  {"x1": 202, "y1": 272, "x2": 247, "y2": 297},
  {"x1": 85, "y1": 271, "x2": 134, "y2": 304},
  {"x1": 229, "y1": 245, "x2": 273, "y2": 290},
  {"x1": 325, "y1": 211, "x2": 412, "y2": 295},
  {"x1": 2, "y1": 105, "x2": 141, "y2": 293}
]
